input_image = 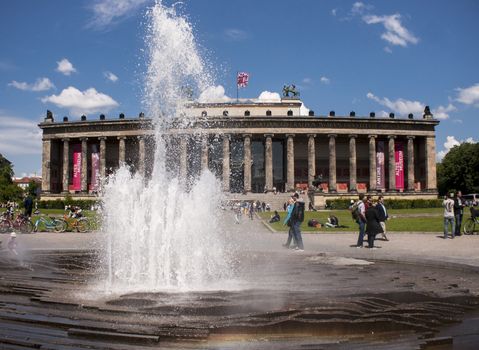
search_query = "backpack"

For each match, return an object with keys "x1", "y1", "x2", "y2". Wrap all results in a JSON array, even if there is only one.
[
  {"x1": 291, "y1": 201, "x2": 305, "y2": 223},
  {"x1": 350, "y1": 201, "x2": 361, "y2": 221}
]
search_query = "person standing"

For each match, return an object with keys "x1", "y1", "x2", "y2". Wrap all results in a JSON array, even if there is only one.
[
  {"x1": 23, "y1": 195, "x2": 33, "y2": 218},
  {"x1": 376, "y1": 196, "x2": 389, "y2": 241},
  {"x1": 282, "y1": 197, "x2": 296, "y2": 248},
  {"x1": 443, "y1": 193, "x2": 455, "y2": 239},
  {"x1": 289, "y1": 193, "x2": 305, "y2": 251},
  {"x1": 365, "y1": 199, "x2": 383, "y2": 249},
  {"x1": 454, "y1": 191, "x2": 465, "y2": 237},
  {"x1": 354, "y1": 194, "x2": 368, "y2": 248}
]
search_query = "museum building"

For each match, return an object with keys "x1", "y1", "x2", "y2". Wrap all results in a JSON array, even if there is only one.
[{"x1": 38, "y1": 97, "x2": 439, "y2": 200}]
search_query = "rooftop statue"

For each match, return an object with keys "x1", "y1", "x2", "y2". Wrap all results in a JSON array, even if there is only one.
[
  {"x1": 423, "y1": 105, "x2": 433, "y2": 119},
  {"x1": 282, "y1": 84, "x2": 300, "y2": 98}
]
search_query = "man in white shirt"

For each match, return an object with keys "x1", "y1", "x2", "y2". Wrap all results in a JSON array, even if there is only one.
[{"x1": 443, "y1": 193, "x2": 455, "y2": 239}]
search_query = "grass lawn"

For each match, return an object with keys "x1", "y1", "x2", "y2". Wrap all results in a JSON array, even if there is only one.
[{"x1": 258, "y1": 208, "x2": 445, "y2": 232}]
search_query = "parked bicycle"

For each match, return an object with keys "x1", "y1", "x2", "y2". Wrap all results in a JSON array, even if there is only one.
[
  {"x1": 62, "y1": 210, "x2": 91, "y2": 233},
  {"x1": 0, "y1": 211, "x2": 34, "y2": 234},
  {"x1": 33, "y1": 214, "x2": 67, "y2": 233},
  {"x1": 463, "y1": 207, "x2": 479, "y2": 235}
]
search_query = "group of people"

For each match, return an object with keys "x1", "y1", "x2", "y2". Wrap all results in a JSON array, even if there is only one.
[
  {"x1": 282, "y1": 193, "x2": 306, "y2": 251},
  {"x1": 233, "y1": 200, "x2": 271, "y2": 224},
  {"x1": 442, "y1": 190, "x2": 472, "y2": 239},
  {"x1": 351, "y1": 194, "x2": 389, "y2": 249}
]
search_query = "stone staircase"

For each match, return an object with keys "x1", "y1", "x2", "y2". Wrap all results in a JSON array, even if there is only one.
[{"x1": 224, "y1": 192, "x2": 311, "y2": 211}]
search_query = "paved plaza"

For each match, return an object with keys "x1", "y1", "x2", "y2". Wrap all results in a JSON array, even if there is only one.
[{"x1": 1, "y1": 217, "x2": 479, "y2": 349}]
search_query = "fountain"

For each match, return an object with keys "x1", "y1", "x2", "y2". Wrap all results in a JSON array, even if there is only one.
[
  {"x1": 0, "y1": 1, "x2": 479, "y2": 349},
  {"x1": 101, "y1": 1, "x2": 233, "y2": 292}
]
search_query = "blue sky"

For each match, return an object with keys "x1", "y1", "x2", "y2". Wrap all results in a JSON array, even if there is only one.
[{"x1": 0, "y1": 0, "x2": 478, "y2": 176}]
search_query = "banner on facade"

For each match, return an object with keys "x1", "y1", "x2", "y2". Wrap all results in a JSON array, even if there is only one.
[
  {"x1": 72, "y1": 144, "x2": 81, "y2": 191},
  {"x1": 91, "y1": 144, "x2": 100, "y2": 191},
  {"x1": 395, "y1": 141, "x2": 404, "y2": 190},
  {"x1": 376, "y1": 141, "x2": 385, "y2": 190}
]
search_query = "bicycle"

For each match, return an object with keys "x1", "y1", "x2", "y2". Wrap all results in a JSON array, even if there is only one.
[
  {"x1": 463, "y1": 207, "x2": 479, "y2": 235},
  {"x1": 62, "y1": 211, "x2": 91, "y2": 233},
  {"x1": 0, "y1": 211, "x2": 34, "y2": 234},
  {"x1": 33, "y1": 214, "x2": 67, "y2": 232}
]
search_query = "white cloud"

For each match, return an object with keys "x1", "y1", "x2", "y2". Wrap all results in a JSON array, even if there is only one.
[
  {"x1": 363, "y1": 13, "x2": 418, "y2": 47},
  {"x1": 87, "y1": 0, "x2": 150, "y2": 29},
  {"x1": 0, "y1": 114, "x2": 42, "y2": 156},
  {"x1": 366, "y1": 92, "x2": 455, "y2": 119},
  {"x1": 8, "y1": 77, "x2": 55, "y2": 91},
  {"x1": 224, "y1": 29, "x2": 247, "y2": 41},
  {"x1": 320, "y1": 76, "x2": 330, "y2": 84},
  {"x1": 456, "y1": 83, "x2": 479, "y2": 106},
  {"x1": 104, "y1": 71, "x2": 119, "y2": 82},
  {"x1": 436, "y1": 136, "x2": 477, "y2": 162},
  {"x1": 331, "y1": 8, "x2": 337, "y2": 16},
  {"x1": 41, "y1": 86, "x2": 119, "y2": 116},
  {"x1": 258, "y1": 91, "x2": 281, "y2": 102},
  {"x1": 197, "y1": 85, "x2": 232, "y2": 103},
  {"x1": 56, "y1": 58, "x2": 77, "y2": 76},
  {"x1": 351, "y1": 2, "x2": 367, "y2": 15},
  {"x1": 302, "y1": 77, "x2": 312, "y2": 84},
  {"x1": 384, "y1": 46, "x2": 392, "y2": 54}
]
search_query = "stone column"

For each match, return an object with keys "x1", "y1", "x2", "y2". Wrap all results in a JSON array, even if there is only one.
[
  {"x1": 425, "y1": 136, "x2": 437, "y2": 192},
  {"x1": 62, "y1": 138, "x2": 69, "y2": 193},
  {"x1": 138, "y1": 136, "x2": 146, "y2": 177},
  {"x1": 99, "y1": 137, "x2": 106, "y2": 179},
  {"x1": 265, "y1": 134, "x2": 274, "y2": 192},
  {"x1": 201, "y1": 135, "x2": 209, "y2": 171},
  {"x1": 81, "y1": 138, "x2": 88, "y2": 193},
  {"x1": 118, "y1": 137, "x2": 126, "y2": 165},
  {"x1": 388, "y1": 135, "x2": 396, "y2": 192},
  {"x1": 328, "y1": 134, "x2": 337, "y2": 192},
  {"x1": 41, "y1": 139, "x2": 52, "y2": 193},
  {"x1": 222, "y1": 135, "x2": 230, "y2": 192},
  {"x1": 179, "y1": 136, "x2": 188, "y2": 181},
  {"x1": 243, "y1": 134, "x2": 252, "y2": 193},
  {"x1": 369, "y1": 135, "x2": 377, "y2": 192},
  {"x1": 349, "y1": 135, "x2": 357, "y2": 192},
  {"x1": 407, "y1": 136, "x2": 415, "y2": 192},
  {"x1": 286, "y1": 134, "x2": 295, "y2": 191},
  {"x1": 307, "y1": 134, "x2": 316, "y2": 188}
]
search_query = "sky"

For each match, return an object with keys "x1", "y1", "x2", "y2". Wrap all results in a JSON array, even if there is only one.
[{"x1": 0, "y1": 0, "x2": 478, "y2": 177}]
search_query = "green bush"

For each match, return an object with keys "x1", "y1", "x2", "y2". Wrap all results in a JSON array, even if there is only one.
[
  {"x1": 38, "y1": 199, "x2": 99, "y2": 210},
  {"x1": 326, "y1": 198, "x2": 442, "y2": 210}
]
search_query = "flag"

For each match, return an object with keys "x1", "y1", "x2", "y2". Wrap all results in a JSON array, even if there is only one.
[{"x1": 237, "y1": 72, "x2": 249, "y2": 88}]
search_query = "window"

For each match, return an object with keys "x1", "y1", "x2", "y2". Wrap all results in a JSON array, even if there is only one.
[
  {"x1": 266, "y1": 110, "x2": 272, "y2": 116},
  {"x1": 223, "y1": 110, "x2": 229, "y2": 116},
  {"x1": 287, "y1": 110, "x2": 293, "y2": 116},
  {"x1": 244, "y1": 110, "x2": 250, "y2": 116},
  {"x1": 201, "y1": 111, "x2": 207, "y2": 117}
]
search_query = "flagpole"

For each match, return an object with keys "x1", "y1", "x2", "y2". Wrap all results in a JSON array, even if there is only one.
[{"x1": 236, "y1": 71, "x2": 239, "y2": 103}]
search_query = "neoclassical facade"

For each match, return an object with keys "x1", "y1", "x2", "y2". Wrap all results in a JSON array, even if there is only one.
[{"x1": 39, "y1": 98, "x2": 439, "y2": 200}]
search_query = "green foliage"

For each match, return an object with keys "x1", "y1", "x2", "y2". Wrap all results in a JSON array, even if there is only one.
[
  {"x1": 326, "y1": 198, "x2": 442, "y2": 210},
  {"x1": 26, "y1": 180, "x2": 39, "y2": 198},
  {"x1": 37, "y1": 199, "x2": 99, "y2": 210},
  {"x1": 437, "y1": 142, "x2": 479, "y2": 195},
  {"x1": 0, "y1": 154, "x2": 23, "y2": 202}
]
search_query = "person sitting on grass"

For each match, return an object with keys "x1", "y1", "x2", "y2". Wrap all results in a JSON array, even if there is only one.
[
  {"x1": 307, "y1": 218, "x2": 321, "y2": 228},
  {"x1": 269, "y1": 210, "x2": 281, "y2": 223},
  {"x1": 324, "y1": 214, "x2": 339, "y2": 228}
]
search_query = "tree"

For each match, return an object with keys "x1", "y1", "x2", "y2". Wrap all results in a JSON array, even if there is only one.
[
  {"x1": 0, "y1": 154, "x2": 23, "y2": 202},
  {"x1": 437, "y1": 142, "x2": 479, "y2": 195},
  {"x1": 26, "y1": 180, "x2": 40, "y2": 198}
]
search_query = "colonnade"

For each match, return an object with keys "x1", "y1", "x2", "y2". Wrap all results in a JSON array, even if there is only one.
[{"x1": 42, "y1": 133, "x2": 437, "y2": 194}]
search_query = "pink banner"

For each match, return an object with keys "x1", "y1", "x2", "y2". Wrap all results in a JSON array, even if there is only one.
[
  {"x1": 395, "y1": 142, "x2": 404, "y2": 190},
  {"x1": 376, "y1": 141, "x2": 385, "y2": 190},
  {"x1": 91, "y1": 144, "x2": 100, "y2": 191},
  {"x1": 72, "y1": 144, "x2": 81, "y2": 191}
]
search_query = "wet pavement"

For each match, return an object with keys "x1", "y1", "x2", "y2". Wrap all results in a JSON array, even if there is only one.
[{"x1": 0, "y1": 219, "x2": 479, "y2": 349}]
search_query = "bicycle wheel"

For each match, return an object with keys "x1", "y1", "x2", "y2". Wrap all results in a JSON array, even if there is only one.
[
  {"x1": 0, "y1": 219, "x2": 11, "y2": 233},
  {"x1": 19, "y1": 220, "x2": 34, "y2": 234},
  {"x1": 76, "y1": 218, "x2": 90, "y2": 233},
  {"x1": 463, "y1": 219, "x2": 475, "y2": 235},
  {"x1": 54, "y1": 219, "x2": 67, "y2": 233}
]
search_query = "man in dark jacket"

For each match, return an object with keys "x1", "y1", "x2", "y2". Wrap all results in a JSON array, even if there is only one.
[
  {"x1": 23, "y1": 196, "x2": 33, "y2": 218},
  {"x1": 365, "y1": 200, "x2": 383, "y2": 249},
  {"x1": 289, "y1": 193, "x2": 305, "y2": 251},
  {"x1": 376, "y1": 196, "x2": 389, "y2": 241},
  {"x1": 454, "y1": 191, "x2": 465, "y2": 236}
]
